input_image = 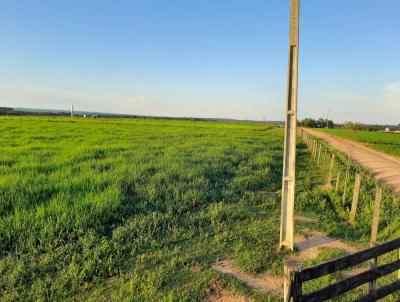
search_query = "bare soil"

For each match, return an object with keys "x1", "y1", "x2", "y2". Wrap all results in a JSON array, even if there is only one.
[
  {"x1": 291, "y1": 230, "x2": 358, "y2": 261},
  {"x1": 208, "y1": 289, "x2": 253, "y2": 302},
  {"x1": 212, "y1": 216, "x2": 360, "y2": 298},
  {"x1": 212, "y1": 259, "x2": 283, "y2": 296}
]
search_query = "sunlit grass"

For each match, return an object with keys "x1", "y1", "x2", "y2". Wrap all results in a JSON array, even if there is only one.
[
  {"x1": 1, "y1": 117, "x2": 398, "y2": 301},
  {"x1": 318, "y1": 128, "x2": 400, "y2": 157},
  {"x1": 0, "y1": 116, "x2": 285, "y2": 301}
]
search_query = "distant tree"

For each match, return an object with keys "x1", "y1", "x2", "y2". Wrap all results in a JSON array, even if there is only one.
[
  {"x1": 298, "y1": 117, "x2": 334, "y2": 128},
  {"x1": 341, "y1": 122, "x2": 379, "y2": 131}
]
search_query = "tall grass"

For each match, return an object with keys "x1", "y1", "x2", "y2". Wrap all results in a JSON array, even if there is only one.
[
  {"x1": 0, "y1": 117, "x2": 286, "y2": 301},
  {"x1": 3, "y1": 117, "x2": 397, "y2": 301}
]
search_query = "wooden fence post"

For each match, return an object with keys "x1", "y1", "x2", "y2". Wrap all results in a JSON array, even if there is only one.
[
  {"x1": 369, "y1": 187, "x2": 381, "y2": 295},
  {"x1": 314, "y1": 141, "x2": 317, "y2": 158},
  {"x1": 317, "y1": 143, "x2": 322, "y2": 163},
  {"x1": 328, "y1": 153, "x2": 335, "y2": 184},
  {"x1": 369, "y1": 256, "x2": 378, "y2": 294},
  {"x1": 342, "y1": 164, "x2": 350, "y2": 205},
  {"x1": 284, "y1": 263, "x2": 293, "y2": 302},
  {"x1": 284, "y1": 260, "x2": 302, "y2": 302},
  {"x1": 335, "y1": 170, "x2": 341, "y2": 193},
  {"x1": 370, "y1": 187, "x2": 382, "y2": 245},
  {"x1": 311, "y1": 140, "x2": 315, "y2": 157},
  {"x1": 349, "y1": 173, "x2": 362, "y2": 224}
]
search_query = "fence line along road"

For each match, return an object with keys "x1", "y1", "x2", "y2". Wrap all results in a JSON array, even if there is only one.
[{"x1": 302, "y1": 128, "x2": 400, "y2": 197}]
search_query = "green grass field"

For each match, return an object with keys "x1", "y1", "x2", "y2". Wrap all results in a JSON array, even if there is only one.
[
  {"x1": 1, "y1": 117, "x2": 399, "y2": 301},
  {"x1": 0, "y1": 117, "x2": 290, "y2": 301},
  {"x1": 317, "y1": 128, "x2": 400, "y2": 157}
]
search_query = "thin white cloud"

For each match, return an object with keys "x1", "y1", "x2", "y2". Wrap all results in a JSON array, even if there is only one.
[
  {"x1": 111, "y1": 96, "x2": 147, "y2": 114},
  {"x1": 383, "y1": 82, "x2": 400, "y2": 110}
]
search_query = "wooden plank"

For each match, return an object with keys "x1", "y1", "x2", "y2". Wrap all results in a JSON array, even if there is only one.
[
  {"x1": 299, "y1": 259, "x2": 400, "y2": 302},
  {"x1": 354, "y1": 280, "x2": 400, "y2": 302},
  {"x1": 349, "y1": 173, "x2": 362, "y2": 225},
  {"x1": 280, "y1": 0, "x2": 299, "y2": 251},
  {"x1": 370, "y1": 187, "x2": 383, "y2": 245},
  {"x1": 299, "y1": 237, "x2": 400, "y2": 282},
  {"x1": 294, "y1": 271, "x2": 303, "y2": 300}
]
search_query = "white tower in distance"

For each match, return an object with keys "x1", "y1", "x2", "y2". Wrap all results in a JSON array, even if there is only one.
[{"x1": 71, "y1": 104, "x2": 74, "y2": 117}]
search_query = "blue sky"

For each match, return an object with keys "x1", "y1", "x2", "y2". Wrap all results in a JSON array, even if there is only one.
[{"x1": 0, "y1": 0, "x2": 399, "y2": 124}]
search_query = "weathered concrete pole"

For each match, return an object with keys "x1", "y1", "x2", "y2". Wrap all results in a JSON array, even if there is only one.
[{"x1": 280, "y1": 0, "x2": 300, "y2": 250}]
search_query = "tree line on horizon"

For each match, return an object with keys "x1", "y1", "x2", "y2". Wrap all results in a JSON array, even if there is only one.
[{"x1": 298, "y1": 117, "x2": 400, "y2": 131}]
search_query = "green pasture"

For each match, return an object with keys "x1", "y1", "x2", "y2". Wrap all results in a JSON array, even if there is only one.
[
  {"x1": 0, "y1": 117, "x2": 399, "y2": 301},
  {"x1": 318, "y1": 128, "x2": 400, "y2": 157}
]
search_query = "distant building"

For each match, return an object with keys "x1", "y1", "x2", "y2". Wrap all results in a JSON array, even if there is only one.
[{"x1": 385, "y1": 127, "x2": 390, "y2": 132}]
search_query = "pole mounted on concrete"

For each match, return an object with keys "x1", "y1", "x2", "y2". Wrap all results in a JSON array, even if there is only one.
[{"x1": 280, "y1": 0, "x2": 300, "y2": 250}]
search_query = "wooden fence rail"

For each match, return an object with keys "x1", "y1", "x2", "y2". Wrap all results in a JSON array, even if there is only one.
[{"x1": 284, "y1": 238, "x2": 400, "y2": 302}]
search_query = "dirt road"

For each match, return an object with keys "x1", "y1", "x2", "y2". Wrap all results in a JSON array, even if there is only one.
[{"x1": 302, "y1": 128, "x2": 400, "y2": 197}]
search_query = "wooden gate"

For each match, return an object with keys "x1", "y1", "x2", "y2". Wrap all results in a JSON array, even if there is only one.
[{"x1": 284, "y1": 238, "x2": 400, "y2": 302}]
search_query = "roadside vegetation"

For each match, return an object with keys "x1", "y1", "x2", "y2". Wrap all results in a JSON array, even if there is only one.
[
  {"x1": 297, "y1": 136, "x2": 400, "y2": 301},
  {"x1": 317, "y1": 128, "x2": 400, "y2": 157},
  {"x1": 1, "y1": 117, "x2": 399, "y2": 301}
]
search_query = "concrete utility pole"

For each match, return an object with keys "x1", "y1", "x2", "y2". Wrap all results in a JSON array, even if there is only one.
[
  {"x1": 326, "y1": 109, "x2": 331, "y2": 128},
  {"x1": 71, "y1": 104, "x2": 74, "y2": 117},
  {"x1": 280, "y1": 0, "x2": 300, "y2": 250}
]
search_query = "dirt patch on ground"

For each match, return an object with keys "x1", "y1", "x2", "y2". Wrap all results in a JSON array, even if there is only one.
[
  {"x1": 319, "y1": 182, "x2": 332, "y2": 190},
  {"x1": 212, "y1": 215, "x2": 361, "y2": 298},
  {"x1": 212, "y1": 259, "x2": 283, "y2": 296},
  {"x1": 207, "y1": 279, "x2": 252, "y2": 302},
  {"x1": 294, "y1": 216, "x2": 359, "y2": 260},
  {"x1": 291, "y1": 230, "x2": 358, "y2": 261},
  {"x1": 303, "y1": 128, "x2": 400, "y2": 197},
  {"x1": 295, "y1": 215, "x2": 315, "y2": 223},
  {"x1": 208, "y1": 290, "x2": 253, "y2": 302}
]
